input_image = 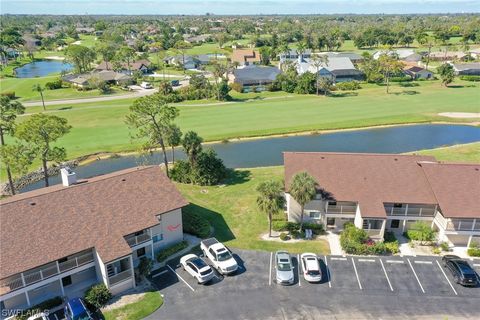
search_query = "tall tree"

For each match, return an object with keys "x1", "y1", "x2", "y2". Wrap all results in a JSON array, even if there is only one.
[
  {"x1": 174, "y1": 40, "x2": 192, "y2": 73},
  {"x1": 182, "y1": 131, "x2": 203, "y2": 166},
  {"x1": 0, "y1": 143, "x2": 35, "y2": 194},
  {"x1": 165, "y1": 124, "x2": 182, "y2": 164},
  {"x1": 310, "y1": 54, "x2": 329, "y2": 95},
  {"x1": 15, "y1": 114, "x2": 71, "y2": 187},
  {"x1": 378, "y1": 52, "x2": 404, "y2": 93},
  {"x1": 257, "y1": 180, "x2": 285, "y2": 237},
  {"x1": 32, "y1": 84, "x2": 46, "y2": 111},
  {"x1": 289, "y1": 172, "x2": 317, "y2": 231},
  {"x1": 65, "y1": 45, "x2": 96, "y2": 74},
  {"x1": 212, "y1": 62, "x2": 227, "y2": 101},
  {"x1": 437, "y1": 63, "x2": 455, "y2": 87},
  {"x1": 0, "y1": 96, "x2": 25, "y2": 194},
  {"x1": 126, "y1": 95, "x2": 179, "y2": 177},
  {"x1": 96, "y1": 42, "x2": 117, "y2": 70},
  {"x1": 117, "y1": 46, "x2": 136, "y2": 74}
]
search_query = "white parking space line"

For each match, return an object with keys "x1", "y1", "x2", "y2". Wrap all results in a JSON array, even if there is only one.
[
  {"x1": 414, "y1": 260, "x2": 433, "y2": 264},
  {"x1": 379, "y1": 259, "x2": 394, "y2": 292},
  {"x1": 436, "y1": 260, "x2": 458, "y2": 296},
  {"x1": 351, "y1": 258, "x2": 363, "y2": 290},
  {"x1": 358, "y1": 258, "x2": 376, "y2": 262},
  {"x1": 152, "y1": 269, "x2": 169, "y2": 278},
  {"x1": 324, "y1": 255, "x2": 332, "y2": 288},
  {"x1": 407, "y1": 258, "x2": 425, "y2": 293},
  {"x1": 297, "y1": 254, "x2": 301, "y2": 287},
  {"x1": 386, "y1": 260, "x2": 404, "y2": 264},
  {"x1": 269, "y1": 252, "x2": 273, "y2": 286},
  {"x1": 473, "y1": 264, "x2": 480, "y2": 267},
  {"x1": 167, "y1": 265, "x2": 195, "y2": 292},
  {"x1": 331, "y1": 257, "x2": 347, "y2": 261}
]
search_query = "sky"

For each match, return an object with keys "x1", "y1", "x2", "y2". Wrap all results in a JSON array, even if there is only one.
[{"x1": 1, "y1": 0, "x2": 479, "y2": 15}]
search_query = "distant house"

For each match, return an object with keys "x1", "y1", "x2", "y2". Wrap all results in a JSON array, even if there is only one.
[
  {"x1": 429, "y1": 51, "x2": 468, "y2": 61},
  {"x1": 373, "y1": 49, "x2": 422, "y2": 62},
  {"x1": 451, "y1": 63, "x2": 480, "y2": 76},
  {"x1": 75, "y1": 27, "x2": 95, "y2": 34},
  {"x1": 183, "y1": 34, "x2": 211, "y2": 44},
  {"x1": 328, "y1": 52, "x2": 364, "y2": 64},
  {"x1": 164, "y1": 55, "x2": 210, "y2": 70},
  {"x1": 403, "y1": 66, "x2": 433, "y2": 80},
  {"x1": 230, "y1": 65, "x2": 281, "y2": 91},
  {"x1": 294, "y1": 55, "x2": 364, "y2": 83},
  {"x1": 63, "y1": 70, "x2": 133, "y2": 88},
  {"x1": 95, "y1": 59, "x2": 151, "y2": 75},
  {"x1": 231, "y1": 49, "x2": 261, "y2": 67},
  {"x1": 278, "y1": 49, "x2": 313, "y2": 61}
]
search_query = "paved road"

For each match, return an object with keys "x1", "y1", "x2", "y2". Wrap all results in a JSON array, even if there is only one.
[
  {"x1": 23, "y1": 88, "x2": 158, "y2": 107},
  {"x1": 147, "y1": 249, "x2": 480, "y2": 320}
]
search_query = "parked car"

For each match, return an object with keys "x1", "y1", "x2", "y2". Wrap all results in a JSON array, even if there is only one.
[
  {"x1": 140, "y1": 81, "x2": 153, "y2": 89},
  {"x1": 442, "y1": 255, "x2": 479, "y2": 287},
  {"x1": 275, "y1": 251, "x2": 294, "y2": 285},
  {"x1": 27, "y1": 313, "x2": 48, "y2": 320},
  {"x1": 180, "y1": 253, "x2": 215, "y2": 284},
  {"x1": 200, "y1": 238, "x2": 238, "y2": 275},
  {"x1": 64, "y1": 297, "x2": 93, "y2": 320},
  {"x1": 171, "y1": 80, "x2": 180, "y2": 86},
  {"x1": 300, "y1": 253, "x2": 322, "y2": 283}
]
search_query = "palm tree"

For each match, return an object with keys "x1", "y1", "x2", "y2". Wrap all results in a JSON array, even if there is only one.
[
  {"x1": 257, "y1": 180, "x2": 285, "y2": 237},
  {"x1": 311, "y1": 54, "x2": 329, "y2": 95},
  {"x1": 32, "y1": 84, "x2": 46, "y2": 111},
  {"x1": 289, "y1": 172, "x2": 317, "y2": 231}
]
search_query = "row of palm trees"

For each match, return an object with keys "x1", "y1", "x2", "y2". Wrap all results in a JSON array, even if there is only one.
[{"x1": 257, "y1": 171, "x2": 317, "y2": 237}]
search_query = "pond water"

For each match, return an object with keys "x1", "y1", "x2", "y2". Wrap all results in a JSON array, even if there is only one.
[
  {"x1": 20, "y1": 124, "x2": 480, "y2": 192},
  {"x1": 15, "y1": 60, "x2": 73, "y2": 78}
]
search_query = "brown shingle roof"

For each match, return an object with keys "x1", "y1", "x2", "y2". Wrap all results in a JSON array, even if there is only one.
[
  {"x1": 0, "y1": 166, "x2": 188, "y2": 279},
  {"x1": 284, "y1": 152, "x2": 438, "y2": 218},
  {"x1": 231, "y1": 49, "x2": 261, "y2": 64},
  {"x1": 420, "y1": 162, "x2": 480, "y2": 218}
]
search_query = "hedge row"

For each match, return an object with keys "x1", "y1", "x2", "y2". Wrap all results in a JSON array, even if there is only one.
[
  {"x1": 272, "y1": 221, "x2": 324, "y2": 234},
  {"x1": 460, "y1": 75, "x2": 480, "y2": 82},
  {"x1": 182, "y1": 207, "x2": 211, "y2": 238},
  {"x1": 340, "y1": 223, "x2": 388, "y2": 255},
  {"x1": 156, "y1": 240, "x2": 189, "y2": 262}
]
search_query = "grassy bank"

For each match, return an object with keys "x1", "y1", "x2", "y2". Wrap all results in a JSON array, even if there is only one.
[
  {"x1": 176, "y1": 166, "x2": 330, "y2": 254},
  {"x1": 411, "y1": 142, "x2": 480, "y2": 163},
  {"x1": 101, "y1": 291, "x2": 163, "y2": 320}
]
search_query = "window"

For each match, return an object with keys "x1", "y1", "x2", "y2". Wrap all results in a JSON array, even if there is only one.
[
  {"x1": 328, "y1": 201, "x2": 337, "y2": 206},
  {"x1": 390, "y1": 220, "x2": 400, "y2": 229},
  {"x1": 62, "y1": 276, "x2": 72, "y2": 287},
  {"x1": 327, "y1": 218, "x2": 335, "y2": 226},
  {"x1": 393, "y1": 203, "x2": 403, "y2": 208},
  {"x1": 136, "y1": 247, "x2": 146, "y2": 258},
  {"x1": 153, "y1": 234, "x2": 163, "y2": 243},
  {"x1": 309, "y1": 212, "x2": 321, "y2": 219}
]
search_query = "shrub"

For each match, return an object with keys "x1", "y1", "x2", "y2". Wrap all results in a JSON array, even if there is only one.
[
  {"x1": 440, "y1": 242, "x2": 450, "y2": 252},
  {"x1": 272, "y1": 221, "x2": 299, "y2": 232},
  {"x1": 84, "y1": 284, "x2": 111, "y2": 309},
  {"x1": 432, "y1": 247, "x2": 441, "y2": 255},
  {"x1": 156, "y1": 240, "x2": 188, "y2": 262},
  {"x1": 182, "y1": 206, "x2": 211, "y2": 238},
  {"x1": 1, "y1": 91, "x2": 15, "y2": 99},
  {"x1": 230, "y1": 82, "x2": 243, "y2": 93},
  {"x1": 404, "y1": 221, "x2": 436, "y2": 243},
  {"x1": 390, "y1": 76, "x2": 412, "y2": 82},
  {"x1": 302, "y1": 222, "x2": 325, "y2": 234},
  {"x1": 291, "y1": 229, "x2": 305, "y2": 239},
  {"x1": 279, "y1": 232, "x2": 289, "y2": 241},
  {"x1": 138, "y1": 257, "x2": 153, "y2": 277},
  {"x1": 171, "y1": 149, "x2": 227, "y2": 186},
  {"x1": 336, "y1": 81, "x2": 361, "y2": 91},
  {"x1": 383, "y1": 232, "x2": 399, "y2": 254},
  {"x1": 459, "y1": 75, "x2": 480, "y2": 82},
  {"x1": 45, "y1": 79, "x2": 63, "y2": 90},
  {"x1": 15, "y1": 297, "x2": 63, "y2": 320},
  {"x1": 340, "y1": 224, "x2": 387, "y2": 255},
  {"x1": 467, "y1": 241, "x2": 480, "y2": 257}
]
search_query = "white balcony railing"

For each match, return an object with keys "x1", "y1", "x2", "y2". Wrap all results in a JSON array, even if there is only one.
[
  {"x1": 326, "y1": 204, "x2": 357, "y2": 215},
  {"x1": 108, "y1": 269, "x2": 133, "y2": 286},
  {"x1": 125, "y1": 232, "x2": 151, "y2": 247},
  {"x1": 366, "y1": 229, "x2": 383, "y2": 238},
  {"x1": 385, "y1": 206, "x2": 435, "y2": 217},
  {"x1": 446, "y1": 219, "x2": 480, "y2": 232},
  {"x1": 0, "y1": 251, "x2": 94, "y2": 295}
]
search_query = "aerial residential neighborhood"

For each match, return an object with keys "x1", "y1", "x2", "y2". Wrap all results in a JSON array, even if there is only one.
[{"x1": 1, "y1": 1, "x2": 480, "y2": 319}]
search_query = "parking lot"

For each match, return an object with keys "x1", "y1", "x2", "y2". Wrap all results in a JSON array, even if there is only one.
[{"x1": 148, "y1": 249, "x2": 480, "y2": 319}]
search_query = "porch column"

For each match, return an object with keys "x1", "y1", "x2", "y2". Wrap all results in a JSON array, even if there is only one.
[
  {"x1": 129, "y1": 257, "x2": 136, "y2": 288},
  {"x1": 25, "y1": 291, "x2": 31, "y2": 307},
  {"x1": 467, "y1": 235, "x2": 473, "y2": 248},
  {"x1": 402, "y1": 220, "x2": 407, "y2": 233},
  {"x1": 151, "y1": 242, "x2": 155, "y2": 260},
  {"x1": 60, "y1": 279, "x2": 65, "y2": 297}
]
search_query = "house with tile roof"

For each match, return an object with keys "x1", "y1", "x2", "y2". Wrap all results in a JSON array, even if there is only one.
[
  {"x1": 284, "y1": 152, "x2": 480, "y2": 247},
  {"x1": 231, "y1": 49, "x2": 261, "y2": 67},
  {"x1": 0, "y1": 166, "x2": 188, "y2": 314}
]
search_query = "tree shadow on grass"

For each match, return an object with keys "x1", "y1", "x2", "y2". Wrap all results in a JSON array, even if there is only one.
[
  {"x1": 398, "y1": 82, "x2": 419, "y2": 87},
  {"x1": 392, "y1": 90, "x2": 419, "y2": 95},
  {"x1": 447, "y1": 84, "x2": 476, "y2": 89},
  {"x1": 222, "y1": 169, "x2": 251, "y2": 186},
  {"x1": 329, "y1": 92, "x2": 359, "y2": 98},
  {"x1": 185, "y1": 203, "x2": 236, "y2": 243}
]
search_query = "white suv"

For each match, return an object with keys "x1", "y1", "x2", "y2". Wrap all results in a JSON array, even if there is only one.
[{"x1": 300, "y1": 253, "x2": 322, "y2": 283}]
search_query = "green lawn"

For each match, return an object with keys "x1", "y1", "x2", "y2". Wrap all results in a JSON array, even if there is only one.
[
  {"x1": 0, "y1": 76, "x2": 130, "y2": 102},
  {"x1": 101, "y1": 291, "x2": 163, "y2": 320},
  {"x1": 10, "y1": 79, "x2": 479, "y2": 163},
  {"x1": 410, "y1": 142, "x2": 480, "y2": 163},
  {"x1": 176, "y1": 166, "x2": 330, "y2": 254}
]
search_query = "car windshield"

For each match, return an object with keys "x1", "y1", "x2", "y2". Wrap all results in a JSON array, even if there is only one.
[
  {"x1": 217, "y1": 250, "x2": 232, "y2": 261},
  {"x1": 457, "y1": 261, "x2": 475, "y2": 274},
  {"x1": 200, "y1": 269, "x2": 212, "y2": 276},
  {"x1": 278, "y1": 262, "x2": 292, "y2": 271},
  {"x1": 73, "y1": 311, "x2": 90, "y2": 320},
  {"x1": 307, "y1": 270, "x2": 321, "y2": 276}
]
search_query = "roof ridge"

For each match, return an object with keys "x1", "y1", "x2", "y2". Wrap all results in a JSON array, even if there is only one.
[{"x1": 283, "y1": 151, "x2": 432, "y2": 158}]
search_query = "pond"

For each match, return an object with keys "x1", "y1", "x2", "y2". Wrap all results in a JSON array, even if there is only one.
[
  {"x1": 15, "y1": 60, "x2": 73, "y2": 78},
  {"x1": 20, "y1": 124, "x2": 480, "y2": 192}
]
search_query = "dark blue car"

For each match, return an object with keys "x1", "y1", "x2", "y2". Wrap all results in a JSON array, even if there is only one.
[{"x1": 64, "y1": 298, "x2": 93, "y2": 320}]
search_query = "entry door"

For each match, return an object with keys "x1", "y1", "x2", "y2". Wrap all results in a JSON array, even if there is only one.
[
  {"x1": 327, "y1": 218, "x2": 335, "y2": 226},
  {"x1": 390, "y1": 220, "x2": 400, "y2": 229}
]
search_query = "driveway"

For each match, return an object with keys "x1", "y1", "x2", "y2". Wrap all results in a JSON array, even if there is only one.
[{"x1": 147, "y1": 248, "x2": 480, "y2": 320}]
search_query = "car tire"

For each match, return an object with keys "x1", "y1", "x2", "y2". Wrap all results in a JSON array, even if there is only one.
[{"x1": 217, "y1": 266, "x2": 223, "y2": 275}]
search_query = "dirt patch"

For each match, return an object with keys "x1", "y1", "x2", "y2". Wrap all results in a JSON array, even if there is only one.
[
  {"x1": 101, "y1": 282, "x2": 151, "y2": 311},
  {"x1": 438, "y1": 112, "x2": 480, "y2": 119}
]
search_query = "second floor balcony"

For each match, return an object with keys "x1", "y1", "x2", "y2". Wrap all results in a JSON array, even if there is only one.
[
  {"x1": 446, "y1": 219, "x2": 480, "y2": 232},
  {"x1": 125, "y1": 229, "x2": 152, "y2": 247},
  {"x1": 325, "y1": 201, "x2": 357, "y2": 215},
  {"x1": 385, "y1": 203, "x2": 436, "y2": 217}
]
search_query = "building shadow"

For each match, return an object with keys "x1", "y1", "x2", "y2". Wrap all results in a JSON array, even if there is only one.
[
  {"x1": 185, "y1": 203, "x2": 236, "y2": 243},
  {"x1": 222, "y1": 169, "x2": 251, "y2": 186}
]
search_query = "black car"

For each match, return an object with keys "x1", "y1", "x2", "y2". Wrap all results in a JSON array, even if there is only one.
[{"x1": 442, "y1": 255, "x2": 479, "y2": 287}]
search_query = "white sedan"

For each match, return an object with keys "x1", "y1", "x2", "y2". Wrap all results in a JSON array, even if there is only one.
[
  {"x1": 180, "y1": 254, "x2": 215, "y2": 284},
  {"x1": 300, "y1": 253, "x2": 322, "y2": 283}
]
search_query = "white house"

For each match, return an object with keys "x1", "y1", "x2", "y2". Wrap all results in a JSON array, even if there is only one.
[
  {"x1": 284, "y1": 152, "x2": 480, "y2": 247},
  {"x1": 0, "y1": 166, "x2": 188, "y2": 315}
]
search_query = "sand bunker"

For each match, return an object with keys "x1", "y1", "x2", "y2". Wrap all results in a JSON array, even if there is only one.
[{"x1": 438, "y1": 112, "x2": 480, "y2": 118}]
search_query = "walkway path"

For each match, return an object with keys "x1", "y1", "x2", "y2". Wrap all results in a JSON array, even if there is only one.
[{"x1": 326, "y1": 231, "x2": 344, "y2": 255}]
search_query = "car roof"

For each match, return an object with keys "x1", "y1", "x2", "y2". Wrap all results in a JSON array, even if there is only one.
[
  {"x1": 190, "y1": 257, "x2": 208, "y2": 269},
  {"x1": 303, "y1": 256, "x2": 319, "y2": 270},
  {"x1": 276, "y1": 252, "x2": 290, "y2": 260},
  {"x1": 68, "y1": 298, "x2": 86, "y2": 315}
]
